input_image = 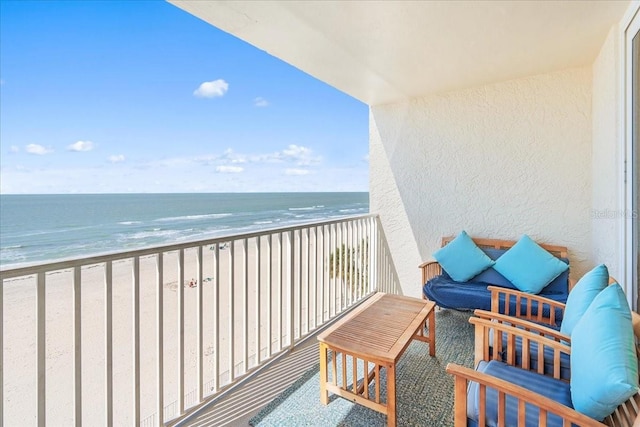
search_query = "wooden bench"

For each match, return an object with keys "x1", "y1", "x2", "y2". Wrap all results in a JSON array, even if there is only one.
[
  {"x1": 420, "y1": 236, "x2": 570, "y2": 286},
  {"x1": 419, "y1": 236, "x2": 573, "y2": 314}
]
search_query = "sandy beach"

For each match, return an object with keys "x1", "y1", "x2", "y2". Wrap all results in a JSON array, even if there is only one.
[{"x1": 2, "y1": 232, "x2": 353, "y2": 426}]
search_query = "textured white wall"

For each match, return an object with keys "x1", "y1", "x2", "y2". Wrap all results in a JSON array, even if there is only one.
[
  {"x1": 591, "y1": 26, "x2": 623, "y2": 281},
  {"x1": 370, "y1": 68, "x2": 593, "y2": 297}
]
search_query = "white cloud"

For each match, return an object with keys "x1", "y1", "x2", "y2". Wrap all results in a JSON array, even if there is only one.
[
  {"x1": 9, "y1": 146, "x2": 19, "y2": 153},
  {"x1": 221, "y1": 148, "x2": 248, "y2": 164},
  {"x1": 216, "y1": 165, "x2": 244, "y2": 173},
  {"x1": 108, "y1": 154, "x2": 125, "y2": 163},
  {"x1": 26, "y1": 144, "x2": 53, "y2": 155},
  {"x1": 193, "y1": 79, "x2": 229, "y2": 98},
  {"x1": 285, "y1": 168, "x2": 311, "y2": 176},
  {"x1": 282, "y1": 144, "x2": 321, "y2": 166},
  {"x1": 67, "y1": 140, "x2": 95, "y2": 152},
  {"x1": 253, "y1": 97, "x2": 269, "y2": 107}
]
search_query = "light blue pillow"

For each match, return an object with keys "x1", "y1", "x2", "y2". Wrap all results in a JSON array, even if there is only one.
[
  {"x1": 571, "y1": 284, "x2": 638, "y2": 420},
  {"x1": 493, "y1": 235, "x2": 568, "y2": 294},
  {"x1": 560, "y1": 264, "x2": 609, "y2": 336},
  {"x1": 433, "y1": 231, "x2": 494, "y2": 282}
]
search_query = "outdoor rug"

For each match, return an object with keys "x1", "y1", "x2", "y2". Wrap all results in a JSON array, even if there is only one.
[{"x1": 249, "y1": 309, "x2": 475, "y2": 427}]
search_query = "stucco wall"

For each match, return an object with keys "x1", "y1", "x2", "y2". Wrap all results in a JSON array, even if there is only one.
[
  {"x1": 370, "y1": 68, "x2": 593, "y2": 298},
  {"x1": 591, "y1": 25, "x2": 623, "y2": 281}
]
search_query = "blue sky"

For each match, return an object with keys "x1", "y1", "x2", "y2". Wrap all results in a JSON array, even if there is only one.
[{"x1": 0, "y1": 0, "x2": 369, "y2": 194}]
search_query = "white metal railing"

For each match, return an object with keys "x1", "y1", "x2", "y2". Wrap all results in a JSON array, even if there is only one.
[{"x1": 0, "y1": 214, "x2": 400, "y2": 426}]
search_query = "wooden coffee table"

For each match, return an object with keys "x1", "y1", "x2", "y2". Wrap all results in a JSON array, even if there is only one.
[{"x1": 317, "y1": 292, "x2": 436, "y2": 427}]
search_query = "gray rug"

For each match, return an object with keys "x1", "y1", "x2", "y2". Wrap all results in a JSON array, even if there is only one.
[{"x1": 249, "y1": 309, "x2": 475, "y2": 427}]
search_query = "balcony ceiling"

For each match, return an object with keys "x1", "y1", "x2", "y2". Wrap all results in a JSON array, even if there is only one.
[{"x1": 170, "y1": 0, "x2": 630, "y2": 106}]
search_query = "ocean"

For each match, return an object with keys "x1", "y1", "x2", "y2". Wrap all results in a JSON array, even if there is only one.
[{"x1": 0, "y1": 192, "x2": 369, "y2": 267}]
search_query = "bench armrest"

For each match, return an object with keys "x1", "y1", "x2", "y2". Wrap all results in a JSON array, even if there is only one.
[
  {"x1": 445, "y1": 363, "x2": 605, "y2": 427},
  {"x1": 469, "y1": 316, "x2": 571, "y2": 379},
  {"x1": 474, "y1": 309, "x2": 570, "y2": 344},
  {"x1": 419, "y1": 260, "x2": 442, "y2": 285},
  {"x1": 488, "y1": 285, "x2": 566, "y2": 328}
]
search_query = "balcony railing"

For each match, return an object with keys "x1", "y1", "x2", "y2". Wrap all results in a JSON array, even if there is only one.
[{"x1": 0, "y1": 214, "x2": 401, "y2": 426}]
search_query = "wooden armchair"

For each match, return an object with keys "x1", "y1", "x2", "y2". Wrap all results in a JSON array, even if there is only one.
[
  {"x1": 446, "y1": 316, "x2": 640, "y2": 427},
  {"x1": 484, "y1": 276, "x2": 626, "y2": 341},
  {"x1": 486, "y1": 285, "x2": 569, "y2": 329}
]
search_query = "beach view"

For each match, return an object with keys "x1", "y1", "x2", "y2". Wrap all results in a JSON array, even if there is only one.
[
  {"x1": 1, "y1": 193, "x2": 373, "y2": 425},
  {"x1": 0, "y1": 0, "x2": 370, "y2": 425},
  {"x1": 5, "y1": 0, "x2": 633, "y2": 425}
]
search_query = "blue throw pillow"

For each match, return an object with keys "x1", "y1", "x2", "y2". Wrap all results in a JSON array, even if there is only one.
[
  {"x1": 571, "y1": 284, "x2": 638, "y2": 420},
  {"x1": 433, "y1": 231, "x2": 494, "y2": 282},
  {"x1": 493, "y1": 235, "x2": 568, "y2": 294},
  {"x1": 559, "y1": 264, "x2": 609, "y2": 336}
]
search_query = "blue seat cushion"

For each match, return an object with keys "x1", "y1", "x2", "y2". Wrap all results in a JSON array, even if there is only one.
[
  {"x1": 423, "y1": 274, "x2": 567, "y2": 320},
  {"x1": 467, "y1": 360, "x2": 574, "y2": 427},
  {"x1": 489, "y1": 330, "x2": 570, "y2": 380}
]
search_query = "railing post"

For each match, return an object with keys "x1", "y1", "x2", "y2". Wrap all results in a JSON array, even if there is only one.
[
  {"x1": 321, "y1": 226, "x2": 326, "y2": 322},
  {"x1": 255, "y1": 237, "x2": 261, "y2": 365},
  {"x1": 73, "y1": 266, "x2": 82, "y2": 427},
  {"x1": 197, "y1": 245, "x2": 204, "y2": 402},
  {"x1": 297, "y1": 229, "x2": 302, "y2": 339},
  {"x1": 266, "y1": 234, "x2": 272, "y2": 359},
  {"x1": 312, "y1": 227, "x2": 317, "y2": 330},
  {"x1": 213, "y1": 244, "x2": 220, "y2": 393},
  {"x1": 105, "y1": 261, "x2": 113, "y2": 427},
  {"x1": 305, "y1": 227, "x2": 311, "y2": 335},
  {"x1": 133, "y1": 256, "x2": 141, "y2": 425},
  {"x1": 243, "y1": 238, "x2": 248, "y2": 373},
  {"x1": 36, "y1": 272, "x2": 46, "y2": 427},
  {"x1": 0, "y1": 276, "x2": 3, "y2": 427},
  {"x1": 229, "y1": 241, "x2": 235, "y2": 382},
  {"x1": 289, "y1": 230, "x2": 295, "y2": 350},
  {"x1": 178, "y1": 248, "x2": 185, "y2": 413},
  {"x1": 278, "y1": 233, "x2": 283, "y2": 351},
  {"x1": 156, "y1": 253, "x2": 164, "y2": 427}
]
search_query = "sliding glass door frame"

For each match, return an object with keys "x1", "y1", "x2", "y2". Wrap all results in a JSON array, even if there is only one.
[{"x1": 622, "y1": 3, "x2": 639, "y2": 310}]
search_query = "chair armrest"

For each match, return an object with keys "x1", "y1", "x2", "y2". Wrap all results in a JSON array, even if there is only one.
[
  {"x1": 469, "y1": 316, "x2": 571, "y2": 379},
  {"x1": 488, "y1": 285, "x2": 566, "y2": 327},
  {"x1": 445, "y1": 363, "x2": 605, "y2": 427},
  {"x1": 419, "y1": 260, "x2": 442, "y2": 285},
  {"x1": 473, "y1": 309, "x2": 570, "y2": 343}
]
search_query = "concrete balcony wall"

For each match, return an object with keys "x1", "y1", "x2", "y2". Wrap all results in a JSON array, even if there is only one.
[
  {"x1": 370, "y1": 67, "x2": 593, "y2": 297},
  {"x1": 591, "y1": 24, "x2": 624, "y2": 281}
]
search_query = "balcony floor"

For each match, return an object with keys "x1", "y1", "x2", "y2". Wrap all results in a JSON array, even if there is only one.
[{"x1": 177, "y1": 334, "x2": 321, "y2": 427}]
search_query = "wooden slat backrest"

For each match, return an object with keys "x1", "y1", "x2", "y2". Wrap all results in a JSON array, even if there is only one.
[{"x1": 441, "y1": 236, "x2": 569, "y2": 259}]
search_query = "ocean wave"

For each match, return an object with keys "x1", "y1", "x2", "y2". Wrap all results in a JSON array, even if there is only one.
[
  {"x1": 1, "y1": 244, "x2": 24, "y2": 250},
  {"x1": 122, "y1": 229, "x2": 184, "y2": 240},
  {"x1": 253, "y1": 220, "x2": 273, "y2": 225},
  {"x1": 118, "y1": 221, "x2": 142, "y2": 225},
  {"x1": 288, "y1": 206, "x2": 318, "y2": 211},
  {"x1": 155, "y1": 213, "x2": 232, "y2": 222},
  {"x1": 7, "y1": 225, "x2": 96, "y2": 238},
  {"x1": 339, "y1": 208, "x2": 367, "y2": 213}
]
